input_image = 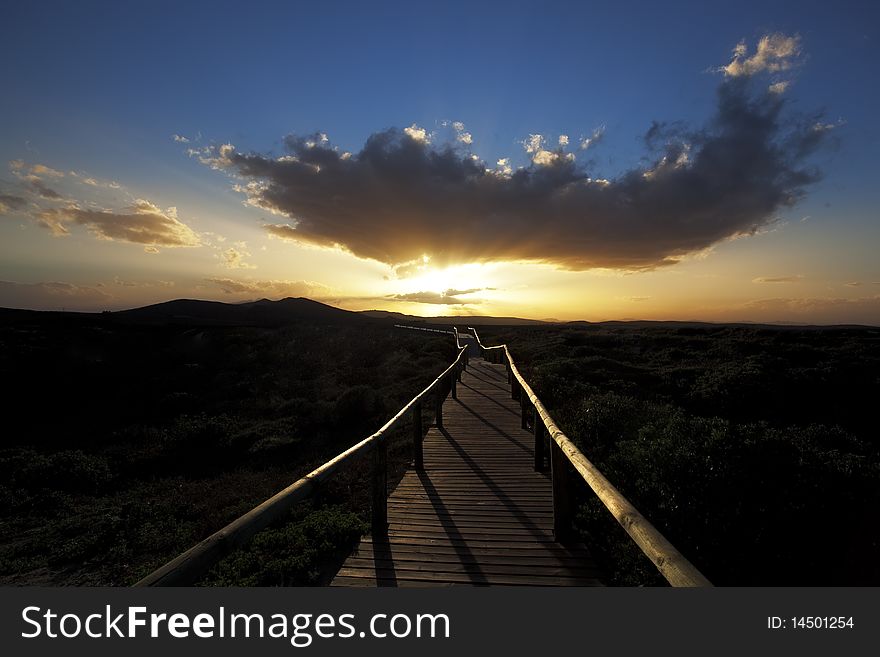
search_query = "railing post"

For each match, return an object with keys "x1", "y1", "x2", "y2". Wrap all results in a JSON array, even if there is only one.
[
  {"x1": 451, "y1": 368, "x2": 457, "y2": 400},
  {"x1": 413, "y1": 401, "x2": 423, "y2": 471},
  {"x1": 371, "y1": 438, "x2": 388, "y2": 534},
  {"x1": 551, "y1": 438, "x2": 573, "y2": 543},
  {"x1": 533, "y1": 407, "x2": 545, "y2": 471}
]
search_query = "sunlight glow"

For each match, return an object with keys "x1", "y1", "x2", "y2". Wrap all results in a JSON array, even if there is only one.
[{"x1": 395, "y1": 263, "x2": 498, "y2": 295}]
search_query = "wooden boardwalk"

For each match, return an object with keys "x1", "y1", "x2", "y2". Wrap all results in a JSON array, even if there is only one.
[{"x1": 331, "y1": 353, "x2": 604, "y2": 586}]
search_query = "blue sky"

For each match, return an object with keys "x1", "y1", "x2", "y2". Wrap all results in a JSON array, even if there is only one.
[{"x1": 1, "y1": 0, "x2": 878, "y2": 322}]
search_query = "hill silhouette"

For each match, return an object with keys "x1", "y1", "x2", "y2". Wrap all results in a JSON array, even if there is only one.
[
  {"x1": 3, "y1": 297, "x2": 875, "y2": 329},
  {"x1": 359, "y1": 309, "x2": 548, "y2": 326},
  {"x1": 111, "y1": 297, "x2": 364, "y2": 326},
  {"x1": 0, "y1": 297, "x2": 550, "y2": 327}
]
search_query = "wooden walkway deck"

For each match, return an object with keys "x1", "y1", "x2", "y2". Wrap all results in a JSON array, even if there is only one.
[{"x1": 331, "y1": 355, "x2": 604, "y2": 586}]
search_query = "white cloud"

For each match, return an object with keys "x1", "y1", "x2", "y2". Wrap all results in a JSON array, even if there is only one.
[
  {"x1": 450, "y1": 121, "x2": 473, "y2": 145},
  {"x1": 403, "y1": 124, "x2": 430, "y2": 144},
  {"x1": 722, "y1": 33, "x2": 801, "y2": 78},
  {"x1": 221, "y1": 246, "x2": 256, "y2": 269},
  {"x1": 532, "y1": 150, "x2": 559, "y2": 166},
  {"x1": 197, "y1": 143, "x2": 236, "y2": 169},
  {"x1": 579, "y1": 126, "x2": 605, "y2": 150},
  {"x1": 768, "y1": 81, "x2": 790, "y2": 94},
  {"x1": 523, "y1": 134, "x2": 544, "y2": 154}
]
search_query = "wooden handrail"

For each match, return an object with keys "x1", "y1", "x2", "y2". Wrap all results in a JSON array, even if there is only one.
[
  {"x1": 136, "y1": 338, "x2": 467, "y2": 586},
  {"x1": 394, "y1": 323, "x2": 468, "y2": 350},
  {"x1": 467, "y1": 327, "x2": 712, "y2": 587}
]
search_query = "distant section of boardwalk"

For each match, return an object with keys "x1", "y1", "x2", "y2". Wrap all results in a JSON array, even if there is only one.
[{"x1": 331, "y1": 355, "x2": 603, "y2": 586}]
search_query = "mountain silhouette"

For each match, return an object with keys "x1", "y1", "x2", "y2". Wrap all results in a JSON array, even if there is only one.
[{"x1": 112, "y1": 297, "x2": 364, "y2": 326}]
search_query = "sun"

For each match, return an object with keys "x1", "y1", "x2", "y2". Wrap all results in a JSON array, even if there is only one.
[{"x1": 397, "y1": 262, "x2": 497, "y2": 295}]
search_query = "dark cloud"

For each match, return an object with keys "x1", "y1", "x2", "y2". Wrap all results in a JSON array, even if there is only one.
[
  {"x1": 390, "y1": 291, "x2": 482, "y2": 305},
  {"x1": 203, "y1": 47, "x2": 833, "y2": 273},
  {"x1": 445, "y1": 287, "x2": 492, "y2": 296},
  {"x1": 0, "y1": 194, "x2": 28, "y2": 214},
  {"x1": 36, "y1": 200, "x2": 201, "y2": 250},
  {"x1": 28, "y1": 179, "x2": 62, "y2": 199}
]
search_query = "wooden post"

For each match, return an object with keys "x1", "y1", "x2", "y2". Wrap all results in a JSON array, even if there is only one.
[
  {"x1": 551, "y1": 438, "x2": 573, "y2": 542},
  {"x1": 451, "y1": 369, "x2": 457, "y2": 400},
  {"x1": 533, "y1": 407, "x2": 544, "y2": 472},
  {"x1": 372, "y1": 439, "x2": 388, "y2": 534},
  {"x1": 520, "y1": 392, "x2": 528, "y2": 429},
  {"x1": 511, "y1": 380, "x2": 519, "y2": 401},
  {"x1": 413, "y1": 401, "x2": 423, "y2": 471}
]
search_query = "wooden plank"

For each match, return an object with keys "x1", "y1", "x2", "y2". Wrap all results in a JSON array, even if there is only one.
[
  {"x1": 351, "y1": 542, "x2": 593, "y2": 562},
  {"x1": 358, "y1": 535, "x2": 592, "y2": 554},
  {"x1": 331, "y1": 355, "x2": 604, "y2": 588},
  {"x1": 139, "y1": 343, "x2": 470, "y2": 587},
  {"x1": 333, "y1": 567, "x2": 603, "y2": 587},
  {"x1": 385, "y1": 503, "x2": 551, "y2": 516},
  {"x1": 330, "y1": 576, "x2": 457, "y2": 588},
  {"x1": 484, "y1": 334, "x2": 713, "y2": 587},
  {"x1": 346, "y1": 551, "x2": 597, "y2": 571},
  {"x1": 340, "y1": 557, "x2": 603, "y2": 578},
  {"x1": 383, "y1": 526, "x2": 557, "y2": 541}
]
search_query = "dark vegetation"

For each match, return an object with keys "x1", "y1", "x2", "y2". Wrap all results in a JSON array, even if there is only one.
[
  {"x1": 0, "y1": 304, "x2": 454, "y2": 585},
  {"x1": 3, "y1": 297, "x2": 878, "y2": 587},
  {"x1": 479, "y1": 323, "x2": 880, "y2": 585}
]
